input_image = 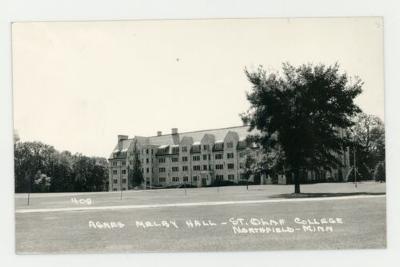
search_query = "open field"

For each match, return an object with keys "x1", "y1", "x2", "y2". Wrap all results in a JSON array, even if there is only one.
[{"x1": 15, "y1": 182, "x2": 386, "y2": 253}]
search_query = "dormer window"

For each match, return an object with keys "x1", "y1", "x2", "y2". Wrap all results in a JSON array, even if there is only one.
[
  {"x1": 172, "y1": 146, "x2": 179, "y2": 154},
  {"x1": 191, "y1": 143, "x2": 201, "y2": 153},
  {"x1": 213, "y1": 141, "x2": 224, "y2": 151}
]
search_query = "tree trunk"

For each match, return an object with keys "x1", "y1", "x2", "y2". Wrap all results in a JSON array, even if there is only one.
[{"x1": 294, "y1": 168, "x2": 301, "y2": 194}]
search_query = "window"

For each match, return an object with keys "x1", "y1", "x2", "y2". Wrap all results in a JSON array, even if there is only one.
[
  {"x1": 122, "y1": 161, "x2": 126, "y2": 166},
  {"x1": 112, "y1": 161, "x2": 117, "y2": 166},
  {"x1": 228, "y1": 163, "x2": 235, "y2": 169},
  {"x1": 112, "y1": 170, "x2": 118, "y2": 175},
  {"x1": 172, "y1": 177, "x2": 179, "y2": 182},
  {"x1": 183, "y1": 176, "x2": 189, "y2": 182},
  {"x1": 158, "y1": 157, "x2": 166, "y2": 163},
  {"x1": 239, "y1": 152, "x2": 245, "y2": 158},
  {"x1": 159, "y1": 177, "x2": 166, "y2": 182},
  {"x1": 227, "y1": 142, "x2": 233, "y2": 148},
  {"x1": 203, "y1": 165, "x2": 207, "y2": 170},
  {"x1": 159, "y1": 167, "x2": 166, "y2": 173},
  {"x1": 122, "y1": 178, "x2": 127, "y2": 183},
  {"x1": 227, "y1": 153, "x2": 234, "y2": 159},
  {"x1": 172, "y1": 166, "x2": 179, "y2": 172},
  {"x1": 172, "y1": 147, "x2": 179, "y2": 154},
  {"x1": 182, "y1": 166, "x2": 188, "y2": 171},
  {"x1": 172, "y1": 157, "x2": 179, "y2": 162},
  {"x1": 146, "y1": 168, "x2": 149, "y2": 173},
  {"x1": 113, "y1": 188, "x2": 118, "y2": 191},
  {"x1": 193, "y1": 155, "x2": 200, "y2": 161},
  {"x1": 215, "y1": 154, "x2": 223, "y2": 160},
  {"x1": 214, "y1": 143, "x2": 224, "y2": 151},
  {"x1": 146, "y1": 158, "x2": 149, "y2": 163},
  {"x1": 182, "y1": 146, "x2": 187, "y2": 152},
  {"x1": 228, "y1": 174, "x2": 235, "y2": 180},
  {"x1": 203, "y1": 154, "x2": 207, "y2": 160},
  {"x1": 216, "y1": 174, "x2": 224, "y2": 180},
  {"x1": 182, "y1": 156, "x2": 188, "y2": 162},
  {"x1": 203, "y1": 145, "x2": 208, "y2": 150},
  {"x1": 193, "y1": 165, "x2": 201, "y2": 171},
  {"x1": 146, "y1": 149, "x2": 149, "y2": 154},
  {"x1": 121, "y1": 169, "x2": 126, "y2": 175},
  {"x1": 215, "y1": 164, "x2": 224, "y2": 170},
  {"x1": 193, "y1": 176, "x2": 198, "y2": 182},
  {"x1": 113, "y1": 179, "x2": 118, "y2": 184}
]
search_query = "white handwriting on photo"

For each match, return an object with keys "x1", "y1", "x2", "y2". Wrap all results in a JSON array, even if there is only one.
[{"x1": 88, "y1": 217, "x2": 344, "y2": 233}]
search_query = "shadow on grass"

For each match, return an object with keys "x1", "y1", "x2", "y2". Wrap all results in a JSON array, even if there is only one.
[{"x1": 269, "y1": 192, "x2": 386, "y2": 199}]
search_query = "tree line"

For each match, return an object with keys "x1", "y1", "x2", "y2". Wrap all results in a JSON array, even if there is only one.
[{"x1": 14, "y1": 137, "x2": 109, "y2": 193}]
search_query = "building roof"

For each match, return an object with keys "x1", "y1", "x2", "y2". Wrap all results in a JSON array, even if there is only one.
[
  {"x1": 146, "y1": 125, "x2": 255, "y2": 146},
  {"x1": 110, "y1": 125, "x2": 257, "y2": 159},
  {"x1": 109, "y1": 138, "x2": 133, "y2": 158}
]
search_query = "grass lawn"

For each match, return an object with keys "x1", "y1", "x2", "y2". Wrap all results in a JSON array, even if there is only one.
[{"x1": 15, "y1": 182, "x2": 386, "y2": 253}]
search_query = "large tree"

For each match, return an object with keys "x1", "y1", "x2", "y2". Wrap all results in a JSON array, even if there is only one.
[{"x1": 241, "y1": 63, "x2": 363, "y2": 193}]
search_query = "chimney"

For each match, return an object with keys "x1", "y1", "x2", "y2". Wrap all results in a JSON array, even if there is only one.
[
  {"x1": 117, "y1": 135, "x2": 128, "y2": 150},
  {"x1": 118, "y1": 135, "x2": 128, "y2": 142},
  {"x1": 157, "y1": 131, "x2": 162, "y2": 136},
  {"x1": 171, "y1": 128, "x2": 178, "y2": 135}
]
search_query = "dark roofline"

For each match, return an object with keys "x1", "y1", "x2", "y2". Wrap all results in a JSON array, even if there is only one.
[{"x1": 146, "y1": 125, "x2": 250, "y2": 138}]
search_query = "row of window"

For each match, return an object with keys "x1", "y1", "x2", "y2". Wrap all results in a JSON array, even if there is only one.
[
  {"x1": 159, "y1": 176, "x2": 192, "y2": 183},
  {"x1": 156, "y1": 143, "x2": 236, "y2": 156},
  {"x1": 114, "y1": 162, "x2": 240, "y2": 176},
  {"x1": 159, "y1": 153, "x2": 238, "y2": 163},
  {"x1": 114, "y1": 140, "x2": 249, "y2": 159},
  {"x1": 180, "y1": 142, "x2": 234, "y2": 152},
  {"x1": 159, "y1": 163, "x2": 235, "y2": 173},
  {"x1": 113, "y1": 170, "x2": 127, "y2": 175},
  {"x1": 113, "y1": 178, "x2": 127, "y2": 184},
  {"x1": 113, "y1": 174, "x2": 240, "y2": 186},
  {"x1": 112, "y1": 188, "x2": 127, "y2": 191},
  {"x1": 158, "y1": 174, "x2": 236, "y2": 183},
  {"x1": 112, "y1": 152, "x2": 247, "y2": 166}
]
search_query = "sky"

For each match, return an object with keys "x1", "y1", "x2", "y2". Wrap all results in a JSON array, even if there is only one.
[{"x1": 12, "y1": 17, "x2": 384, "y2": 158}]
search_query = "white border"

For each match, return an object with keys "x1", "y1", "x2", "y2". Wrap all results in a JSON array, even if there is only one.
[{"x1": 1, "y1": 1, "x2": 399, "y2": 267}]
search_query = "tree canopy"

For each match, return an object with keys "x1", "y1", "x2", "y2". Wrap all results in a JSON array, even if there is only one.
[
  {"x1": 128, "y1": 140, "x2": 144, "y2": 188},
  {"x1": 241, "y1": 63, "x2": 363, "y2": 193},
  {"x1": 349, "y1": 113, "x2": 385, "y2": 181},
  {"x1": 14, "y1": 140, "x2": 109, "y2": 193}
]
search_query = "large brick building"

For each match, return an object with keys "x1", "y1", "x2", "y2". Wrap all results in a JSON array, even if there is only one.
[{"x1": 108, "y1": 126, "x2": 351, "y2": 191}]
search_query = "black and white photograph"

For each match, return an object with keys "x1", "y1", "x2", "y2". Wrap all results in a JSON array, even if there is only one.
[{"x1": 12, "y1": 17, "x2": 386, "y2": 254}]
